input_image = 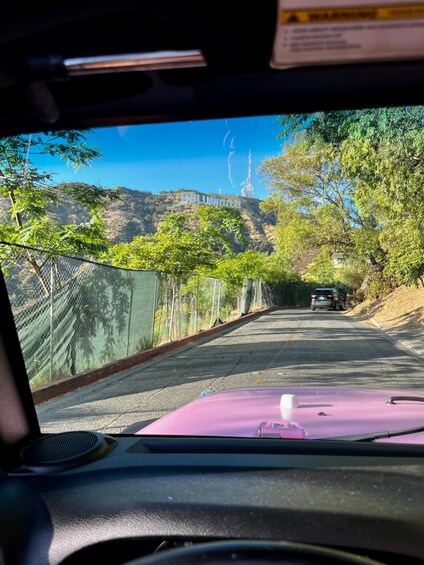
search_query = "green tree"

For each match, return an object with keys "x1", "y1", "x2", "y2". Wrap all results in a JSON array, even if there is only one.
[
  {"x1": 261, "y1": 253, "x2": 300, "y2": 286},
  {"x1": 207, "y1": 251, "x2": 266, "y2": 288},
  {"x1": 106, "y1": 229, "x2": 214, "y2": 279},
  {"x1": 261, "y1": 197, "x2": 316, "y2": 262},
  {"x1": 0, "y1": 131, "x2": 118, "y2": 294},
  {"x1": 259, "y1": 134, "x2": 367, "y2": 262},
  {"x1": 278, "y1": 107, "x2": 424, "y2": 147},
  {"x1": 381, "y1": 218, "x2": 424, "y2": 286},
  {"x1": 195, "y1": 205, "x2": 248, "y2": 253},
  {"x1": 107, "y1": 206, "x2": 249, "y2": 278},
  {"x1": 339, "y1": 108, "x2": 424, "y2": 285},
  {"x1": 267, "y1": 107, "x2": 424, "y2": 291},
  {"x1": 334, "y1": 258, "x2": 368, "y2": 290},
  {"x1": 304, "y1": 247, "x2": 335, "y2": 285},
  {"x1": 204, "y1": 250, "x2": 299, "y2": 289},
  {"x1": 107, "y1": 207, "x2": 249, "y2": 342}
]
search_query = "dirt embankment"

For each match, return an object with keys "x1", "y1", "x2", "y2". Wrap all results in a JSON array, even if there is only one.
[
  {"x1": 348, "y1": 285, "x2": 424, "y2": 331},
  {"x1": 346, "y1": 286, "x2": 424, "y2": 359},
  {"x1": 346, "y1": 286, "x2": 424, "y2": 361}
]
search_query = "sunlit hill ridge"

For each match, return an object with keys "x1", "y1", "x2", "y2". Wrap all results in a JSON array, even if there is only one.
[{"x1": 52, "y1": 185, "x2": 277, "y2": 252}]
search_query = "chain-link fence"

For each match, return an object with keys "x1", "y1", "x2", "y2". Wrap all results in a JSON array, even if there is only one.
[
  {"x1": 1, "y1": 244, "x2": 271, "y2": 388},
  {"x1": 152, "y1": 276, "x2": 273, "y2": 346}
]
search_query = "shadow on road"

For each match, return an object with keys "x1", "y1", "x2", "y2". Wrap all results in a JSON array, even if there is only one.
[{"x1": 37, "y1": 308, "x2": 424, "y2": 432}]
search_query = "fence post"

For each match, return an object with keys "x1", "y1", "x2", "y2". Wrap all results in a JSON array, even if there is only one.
[
  {"x1": 49, "y1": 257, "x2": 54, "y2": 382},
  {"x1": 210, "y1": 279, "x2": 217, "y2": 327},
  {"x1": 195, "y1": 276, "x2": 199, "y2": 333},
  {"x1": 126, "y1": 281, "x2": 134, "y2": 356},
  {"x1": 168, "y1": 279, "x2": 176, "y2": 342},
  {"x1": 216, "y1": 280, "x2": 221, "y2": 322},
  {"x1": 153, "y1": 274, "x2": 163, "y2": 347},
  {"x1": 241, "y1": 279, "x2": 253, "y2": 315},
  {"x1": 151, "y1": 273, "x2": 159, "y2": 347}
]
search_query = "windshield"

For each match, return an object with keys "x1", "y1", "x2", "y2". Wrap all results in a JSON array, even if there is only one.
[{"x1": 1, "y1": 107, "x2": 424, "y2": 444}]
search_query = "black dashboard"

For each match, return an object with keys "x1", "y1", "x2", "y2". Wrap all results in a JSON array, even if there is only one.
[{"x1": 1, "y1": 436, "x2": 423, "y2": 564}]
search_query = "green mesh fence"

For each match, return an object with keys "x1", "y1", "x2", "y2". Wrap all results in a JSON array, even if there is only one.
[
  {"x1": 1, "y1": 244, "x2": 271, "y2": 388},
  {"x1": 2, "y1": 248, "x2": 159, "y2": 387}
]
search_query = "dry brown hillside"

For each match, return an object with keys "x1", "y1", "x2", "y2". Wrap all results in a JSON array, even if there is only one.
[
  {"x1": 0, "y1": 185, "x2": 277, "y2": 252},
  {"x1": 348, "y1": 285, "x2": 424, "y2": 331}
]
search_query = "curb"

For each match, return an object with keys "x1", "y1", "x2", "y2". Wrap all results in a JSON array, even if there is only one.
[{"x1": 32, "y1": 307, "x2": 275, "y2": 405}]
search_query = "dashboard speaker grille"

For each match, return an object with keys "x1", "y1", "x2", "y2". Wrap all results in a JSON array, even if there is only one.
[{"x1": 20, "y1": 431, "x2": 116, "y2": 472}]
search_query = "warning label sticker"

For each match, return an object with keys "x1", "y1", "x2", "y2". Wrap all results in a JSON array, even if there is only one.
[
  {"x1": 271, "y1": 0, "x2": 424, "y2": 68},
  {"x1": 281, "y1": 4, "x2": 424, "y2": 24}
]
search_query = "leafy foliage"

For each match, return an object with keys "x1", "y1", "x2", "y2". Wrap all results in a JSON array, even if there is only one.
[
  {"x1": 107, "y1": 207, "x2": 298, "y2": 289},
  {"x1": 106, "y1": 207, "x2": 247, "y2": 280},
  {"x1": 0, "y1": 132, "x2": 119, "y2": 293},
  {"x1": 304, "y1": 248, "x2": 336, "y2": 285},
  {"x1": 264, "y1": 106, "x2": 424, "y2": 294},
  {"x1": 195, "y1": 205, "x2": 248, "y2": 253},
  {"x1": 106, "y1": 231, "x2": 214, "y2": 279},
  {"x1": 205, "y1": 250, "x2": 266, "y2": 288},
  {"x1": 204, "y1": 250, "x2": 298, "y2": 289},
  {"x1": 259, "y1": 134, "x2": 367, "y2": 272}
]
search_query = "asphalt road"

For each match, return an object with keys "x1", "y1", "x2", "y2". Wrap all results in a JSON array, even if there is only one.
[{"x1": 37, "y1": 308, "x2": 424, "y2": 434}]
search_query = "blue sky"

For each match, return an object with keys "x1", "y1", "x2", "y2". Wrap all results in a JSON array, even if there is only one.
[{"x1": 34, "y1": 115, "x2": 284, "y2": 201}]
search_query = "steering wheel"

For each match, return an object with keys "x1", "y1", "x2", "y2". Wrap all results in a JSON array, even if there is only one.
[{"x1": 125, "y1": 540, "x2": 383, "y2": 565}]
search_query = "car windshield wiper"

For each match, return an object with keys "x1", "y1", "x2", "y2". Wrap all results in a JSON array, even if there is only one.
[
  {"x1": 322, "y1": 425, "x2": 424, "y2": 442},
  {"x1": 386, "y1": 395, "x2": 424, "y2": 404}
]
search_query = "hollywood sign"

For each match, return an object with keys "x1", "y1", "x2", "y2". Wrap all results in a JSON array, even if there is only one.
[{"x1": 180, "y1": 192, "x2": 241, "y2": 209}]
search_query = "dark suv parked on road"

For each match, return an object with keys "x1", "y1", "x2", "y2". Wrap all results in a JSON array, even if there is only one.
[{"x1": 311, "y1": 288, "x2": 344, "y2": 311}]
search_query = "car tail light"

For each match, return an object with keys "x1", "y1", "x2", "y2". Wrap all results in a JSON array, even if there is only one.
[{"x1": 311, "y1": 294, "x2": 317, "y2": 298}]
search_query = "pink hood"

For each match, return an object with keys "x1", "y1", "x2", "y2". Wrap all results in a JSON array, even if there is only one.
[{"x1": 137, "y1": 387, "x2": 424, "y2": 444}]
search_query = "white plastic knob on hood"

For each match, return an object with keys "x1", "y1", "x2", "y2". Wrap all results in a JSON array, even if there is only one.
[{"x1": 280, "y1": 394, "x2": 299, "y2": 409}]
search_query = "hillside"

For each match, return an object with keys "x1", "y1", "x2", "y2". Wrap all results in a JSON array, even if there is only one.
[
  {"x1": 0, "y1": 185, "x2": 276, "y2": 252},
  {"x1": 103, "y1": 188, "x2": 276, "y2": 251},
  {"x1": 348, "y1": 285, "x2": 424, "y2": 331}
]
